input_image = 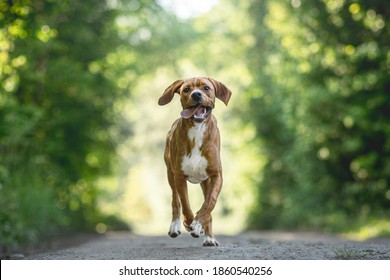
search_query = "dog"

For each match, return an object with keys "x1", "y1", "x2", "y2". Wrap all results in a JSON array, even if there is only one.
[{"x1": 158, "y1": 77, "x2": 232, "y2": 246}]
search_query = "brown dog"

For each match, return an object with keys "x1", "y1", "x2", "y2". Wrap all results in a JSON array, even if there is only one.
[{"x1": 158, "y1": 77, "x2": 232, "y2": 246}]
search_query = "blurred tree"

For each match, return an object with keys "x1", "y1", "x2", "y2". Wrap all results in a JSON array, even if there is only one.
[
  {"x1": 0, "y1": 0, "x2": 126, "y2": 248},
  {"x1": 246, "y1": 0, "x2": 390, "y2": 232},
  {"x1": 0, "y1": 0, "x2": 194, "y2": 249}
]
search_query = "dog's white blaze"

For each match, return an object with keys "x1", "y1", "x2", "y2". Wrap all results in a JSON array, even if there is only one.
[{"x1": 182, "y1": 122, "x2": 209, "y2": 184}]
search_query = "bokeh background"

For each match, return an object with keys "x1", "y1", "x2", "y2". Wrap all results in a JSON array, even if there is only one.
[{"x1": 1, "y1": 0, "x2": 389, "y2": 251}]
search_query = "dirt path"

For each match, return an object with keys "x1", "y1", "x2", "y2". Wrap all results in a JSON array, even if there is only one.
[{"x1": 23, "y1": 231, "x2": 390, "y2": 260}]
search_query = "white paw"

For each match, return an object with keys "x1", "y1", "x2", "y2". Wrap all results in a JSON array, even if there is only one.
[
  {"x1": 168, "y1": 219, "x2": 181, "y2": 238},
  {"x1": 189, "y1": 220, "x2": 204, "y2": 237},
  {"x1": 203, "y1": 236, "x2": 219, "y2": 246}
]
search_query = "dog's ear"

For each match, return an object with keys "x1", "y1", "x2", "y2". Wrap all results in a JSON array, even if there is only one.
[
  {"x1": 158, "y1": 79, "x2": 184, "y2": 106},
  {"x1": 207, "y1": 78, "x2": 232, "y2": 106}
]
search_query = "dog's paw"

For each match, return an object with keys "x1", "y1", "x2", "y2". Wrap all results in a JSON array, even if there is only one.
[
  {"x1": 168, "y1": 219, "x2": 181, "y2": 238},
  {"x1": 203, "y1": 236, "x2": 219, "y2": 247},
  {"x1": 189, "y1": 220, "x2": 204, "y2": 238}
]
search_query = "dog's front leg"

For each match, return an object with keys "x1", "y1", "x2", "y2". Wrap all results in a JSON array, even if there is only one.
[{"x1": 190, "y1": 174, "x2": 222, "y2": 242}]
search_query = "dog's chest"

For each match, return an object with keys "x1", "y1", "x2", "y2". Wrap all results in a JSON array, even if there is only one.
[{"x1": 181, "y1": 123, "x2": 209, "y2": 184}]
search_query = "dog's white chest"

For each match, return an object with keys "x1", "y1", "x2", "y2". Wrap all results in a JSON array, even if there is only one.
[{"x1": 182, "y1": 123, "x2": 209, "y2": 184}]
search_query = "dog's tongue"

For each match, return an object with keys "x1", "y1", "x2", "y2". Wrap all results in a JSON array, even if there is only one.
[{"x1": 181, "y1": 105, "x2": 201, "y2": 119}]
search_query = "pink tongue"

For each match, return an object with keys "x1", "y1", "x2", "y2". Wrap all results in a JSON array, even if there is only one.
[{"x1": 181, "y1": 105, "x2": 201, "y2": 119}]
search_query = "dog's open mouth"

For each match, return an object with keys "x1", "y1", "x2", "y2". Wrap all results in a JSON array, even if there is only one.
[{"x1": 181, "y1": 105, "x2": 212, "y2": 122}]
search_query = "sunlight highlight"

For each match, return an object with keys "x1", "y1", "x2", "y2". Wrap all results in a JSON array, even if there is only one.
[{"x1": 158, "y1": 0, "x2": 219, "y2": 19}]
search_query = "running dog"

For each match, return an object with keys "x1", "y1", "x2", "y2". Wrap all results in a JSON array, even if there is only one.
[{"x1": 158, "y1": 77, "x2": 232, "y2": 246}]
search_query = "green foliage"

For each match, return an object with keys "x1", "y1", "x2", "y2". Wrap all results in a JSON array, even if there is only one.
[
  {"x1": 0, "y1": 0, "x2": 185, "y2": 250},
  {"x1": 0, "y1": 0, "x2": 119, "y2": 249},
  {"x1": 246, "y1": 0, "x2": 390, "y2": 232},
  {"x1": 0, "y1": 166, "x2": 63, "y2": 249},
  {"x1": 1, "y1": 0, "x2": 389, "y2": 251}
]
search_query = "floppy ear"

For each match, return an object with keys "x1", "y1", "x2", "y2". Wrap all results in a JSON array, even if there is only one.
[
  {"x1": 158, "y1": 79, "x2": 184, "y2": 106},
  {"x1": 207, "y1": 78, "x2": 232, "y2": 106}
]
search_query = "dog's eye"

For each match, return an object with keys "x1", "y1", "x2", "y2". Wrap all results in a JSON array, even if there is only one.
[
  {"x1": 183, "y1": 88, "x2": 190, "y2": 93},
  {"x1": 204, "y1": 86, "x2": 210, "y2": 90}
]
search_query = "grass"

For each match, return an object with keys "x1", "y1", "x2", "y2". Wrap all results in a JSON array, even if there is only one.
[
  {"x1": 344, "y1": 219, "x2": 390, "y2": 241},
  {"x1": 333, "y1": 248, "x2": 368, "y2": 260}
]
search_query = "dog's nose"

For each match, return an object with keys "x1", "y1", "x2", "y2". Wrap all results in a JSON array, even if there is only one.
[{"x1": 191, "y1": 91, "x2": 203, "y2": 102}]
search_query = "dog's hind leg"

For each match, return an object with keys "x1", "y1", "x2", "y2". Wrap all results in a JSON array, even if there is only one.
[
  {"x1": 168, "y1": 170, "x2": 181, "y2": 238},
  {"x1": 174, "y1": 175, "x2": 195, "y2": 233}
]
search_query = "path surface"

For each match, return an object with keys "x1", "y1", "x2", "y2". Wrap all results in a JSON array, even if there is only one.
[{"x1": 25, "y1": 231, "x2": 390, "y2": 260}]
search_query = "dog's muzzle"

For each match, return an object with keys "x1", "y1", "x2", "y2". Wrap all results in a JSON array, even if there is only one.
[
  {"x1": 180, "y1": 91, "x2": 212, "y2": 122},
  {"x1": 181, "y1": 105, "x2": 212, "y2": 122}
]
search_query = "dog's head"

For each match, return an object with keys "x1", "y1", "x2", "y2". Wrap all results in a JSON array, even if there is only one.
[{"x1": 158, "y1": 77, "x2": 232, "y2": 122}]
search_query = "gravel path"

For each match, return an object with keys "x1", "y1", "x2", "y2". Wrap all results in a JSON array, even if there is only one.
[{"x1": 24, "y1": 231, "x2": 390, "y2": 260}]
